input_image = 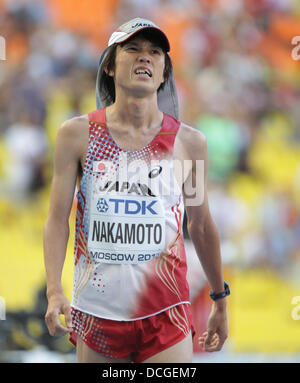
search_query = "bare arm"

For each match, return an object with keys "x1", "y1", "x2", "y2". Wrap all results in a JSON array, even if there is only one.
[
  {"x1": 182, "y1": 129, "x2": 224, "y2": 294},
  {"x1": 175, "y1": 124, "x2": 228, "y2": 351},
  {"x1": 43, "y1": 116, "x2": 87, "y2": 336}
]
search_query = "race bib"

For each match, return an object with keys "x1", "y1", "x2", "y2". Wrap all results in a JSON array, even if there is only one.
[{"x1": 87, "y1": 192, "x2": 166, "y2": 264}]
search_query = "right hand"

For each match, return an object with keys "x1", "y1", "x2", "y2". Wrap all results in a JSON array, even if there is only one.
[{"x1": 45, "y1": 292, "x2": 73, "y2": 336}]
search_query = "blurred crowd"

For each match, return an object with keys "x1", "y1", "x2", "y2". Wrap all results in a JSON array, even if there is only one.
[{"x1": 1, "y1": 0, "x2": 300, "y2": 355}]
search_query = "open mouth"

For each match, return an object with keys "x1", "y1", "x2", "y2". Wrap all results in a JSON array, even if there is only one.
[{"x1": 134, "y1": 68, "x2": 152, "y2": 77}]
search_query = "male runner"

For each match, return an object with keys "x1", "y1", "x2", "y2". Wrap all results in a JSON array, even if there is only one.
[{"x1": 43, "y1": 18, "x2": 229, "y2": 363}]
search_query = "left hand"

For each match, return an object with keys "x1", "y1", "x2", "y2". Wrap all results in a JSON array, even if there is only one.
[{"x1": 199, "y1": 300, "x2": 228, "y2": 352}]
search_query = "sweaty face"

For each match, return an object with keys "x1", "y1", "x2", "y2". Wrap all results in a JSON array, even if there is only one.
[{"x1": 109, "y1": 36, "x2": 166, "y2": 97}]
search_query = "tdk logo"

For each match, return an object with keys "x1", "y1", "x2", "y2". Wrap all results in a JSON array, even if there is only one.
[
  {"x1": 96, "y1": 198, "x2": 109, "y2": 213},
  {"x1": 97, "y1": 198, "x2": 158, "y2": 215}
]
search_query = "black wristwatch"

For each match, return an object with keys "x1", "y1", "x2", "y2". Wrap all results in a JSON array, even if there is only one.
[{"x1": 209, "y1": 281, "x2": 230, "y2": 301}]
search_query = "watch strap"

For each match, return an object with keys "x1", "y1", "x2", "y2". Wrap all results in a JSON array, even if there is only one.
[{"x1": 209, "y1": 282, "x2": 230, "y2": 301}]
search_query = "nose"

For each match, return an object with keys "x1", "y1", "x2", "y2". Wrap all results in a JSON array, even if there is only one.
[{"x1": 137, "y1": 55, "x2": 151, "y2": 64}]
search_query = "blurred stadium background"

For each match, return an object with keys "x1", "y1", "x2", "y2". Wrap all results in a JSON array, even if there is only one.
[{"x1": 1, "y1": 0, "x2": 300, "y2": 363}]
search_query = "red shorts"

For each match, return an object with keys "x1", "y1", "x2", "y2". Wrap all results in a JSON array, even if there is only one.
[{"x1": 70, "y1": 304, "x2": 195, "y2": 363}]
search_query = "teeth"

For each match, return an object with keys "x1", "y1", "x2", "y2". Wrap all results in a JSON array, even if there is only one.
[{"x1": 135, "y1": 69, "x2": 151, "y2": 76}]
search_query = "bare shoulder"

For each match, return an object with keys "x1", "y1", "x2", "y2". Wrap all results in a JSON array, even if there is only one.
[
  {"x1": 57, "y1": 114, "x2": 88, "y2": 148},
  {"x1": 54, "y1": 114, "x2": 89, "y2": 162},
  {"x1": 175, "y1": 122, "x2": 207, "y2": 160},
  {"x1": 59, "y1": 114, "x2": 89, "y2": 139}
]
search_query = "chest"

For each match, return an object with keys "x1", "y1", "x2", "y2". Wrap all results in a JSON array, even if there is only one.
[{"x1": 107, "y1": 128, "x2": 160, "y2": 152}]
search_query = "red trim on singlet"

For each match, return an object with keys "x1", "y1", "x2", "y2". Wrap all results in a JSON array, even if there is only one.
[{"x1": 87, "y1": 108, "x2": 180, "y2": 158}]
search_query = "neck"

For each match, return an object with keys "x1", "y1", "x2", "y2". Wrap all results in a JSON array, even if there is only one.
[{"x1": 106, "y1": 91, "x2": 163, "y2": 130}]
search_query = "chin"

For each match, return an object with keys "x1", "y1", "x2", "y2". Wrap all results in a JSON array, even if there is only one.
[{"x1": 128, "y1": 83, "x2": 158, "y2": 97}]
